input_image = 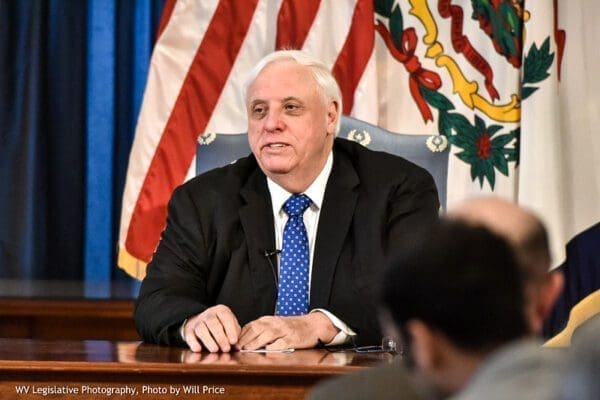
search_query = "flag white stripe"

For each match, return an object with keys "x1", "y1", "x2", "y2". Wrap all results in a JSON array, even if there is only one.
[
  {"x1": 302, "y1": 0, "x2": 358, "y2": 68},
  {"x1": 350, "y1": 51, "x2": 378, "y2": 124}
]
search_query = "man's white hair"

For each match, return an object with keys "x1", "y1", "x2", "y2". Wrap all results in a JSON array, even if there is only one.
[{"x1": 243, "y1": 50, "x2": 343, "y2": 135}]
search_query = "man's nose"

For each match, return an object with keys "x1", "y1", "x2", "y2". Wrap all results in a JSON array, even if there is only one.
[{"x1": 264, "y1": 109, "x2": 283, "y2": 132}]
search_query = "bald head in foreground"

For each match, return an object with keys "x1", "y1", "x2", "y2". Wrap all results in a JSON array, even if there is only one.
[{"x1": 449, "y1": 196, "x2": 563, "y2": 335}]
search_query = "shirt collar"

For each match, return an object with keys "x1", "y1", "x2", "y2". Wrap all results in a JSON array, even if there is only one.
[{"x1": 267, "y1": 151, "x2": 333, "y2": 214}]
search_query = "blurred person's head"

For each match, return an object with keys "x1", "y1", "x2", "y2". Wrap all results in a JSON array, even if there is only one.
[
  {"x1": 449, "y1": 196, "x2": 563, "y2": 334},
  {"x1": 382, "y1": 220, "x2": 529, "y2": 398}
]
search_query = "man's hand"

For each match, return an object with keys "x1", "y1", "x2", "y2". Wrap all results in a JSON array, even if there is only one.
[
  {"x1": 182, "y1": 305, "x2": 241, "y2": 353},
  {"x1": 236, "y1": 312, "x2": 339, "y2": 351}
]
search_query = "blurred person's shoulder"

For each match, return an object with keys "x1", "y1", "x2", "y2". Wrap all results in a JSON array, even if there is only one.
[
  {"x1": 451, "y1": 339, "x2": 562, "y2": 400},
  {"x1": 307, "y1": 359, "x2": 423, "y2": 400}
]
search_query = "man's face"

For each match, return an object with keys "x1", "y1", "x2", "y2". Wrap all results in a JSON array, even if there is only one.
[{"x1": 246, "y1": 60, "x2": 337, "y2": 185}]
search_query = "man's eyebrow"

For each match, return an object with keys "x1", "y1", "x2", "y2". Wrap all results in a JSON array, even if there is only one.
[
  {"x1": 283, "y1": 96, "x2": 303, "y2": 103},
  {"x1": 249, "y1": 99, "x2": 266, "y2": 107},
  {"x1": 249, "y1": 97, "x2": 303, "y2": 106}
]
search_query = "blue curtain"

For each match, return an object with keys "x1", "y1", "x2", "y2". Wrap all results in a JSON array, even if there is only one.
[{"x1": 0, "y1": 0, "x2": 163, "y2": 285}]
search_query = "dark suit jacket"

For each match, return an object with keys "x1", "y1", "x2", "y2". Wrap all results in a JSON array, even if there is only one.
[{"x1": 134, "y1": 138, "x2": 439, "y2": 346}]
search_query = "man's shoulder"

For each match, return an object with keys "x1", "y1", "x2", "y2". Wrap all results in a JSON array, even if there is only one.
[
  {"x1": 451, "y1": 340, "x2": 561, "y2": 400},
  {"x1": 163, "y1": 155, "x2": 262, "y2": 214},
  {"x1": 333, "y1": 137, "x2": 433, "y2": 181},
  {"x1": 177, "y1": 154, "x2": 260, "y2": 195},
  {"x1": 308, "y1": 360, "x2": 422, "y2": 400}
]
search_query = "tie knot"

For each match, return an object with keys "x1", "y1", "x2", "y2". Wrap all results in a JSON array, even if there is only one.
[{"x1": 283, "y1": 194, "x2": 311, "y2": 217}]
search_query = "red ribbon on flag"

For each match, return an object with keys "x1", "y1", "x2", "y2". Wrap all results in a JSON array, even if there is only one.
[
  {"x1": 375, "y1": 22, "x2": 442, "y2": 122},
  {"x1": 438, "y1": 0, "x2": 500, "y2": 100}
]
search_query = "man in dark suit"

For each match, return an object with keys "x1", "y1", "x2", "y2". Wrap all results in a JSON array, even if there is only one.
[{"x1": 134, "y1": 50, "x2": 439, "y2": 352}]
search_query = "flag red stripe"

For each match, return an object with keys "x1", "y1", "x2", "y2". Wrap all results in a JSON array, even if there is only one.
[
  {"x1": 275, "y1": 0, "x2": 321, "y2": 49},
  {"x1": 156, "y1": 0, "x2": 176, "y2": 41},
  {"x1": 125, "y1": 0, "x2": 260, "y2": 262},
  {"x1": 331, "y1": 0, "x2": 375, "y2": 114}
]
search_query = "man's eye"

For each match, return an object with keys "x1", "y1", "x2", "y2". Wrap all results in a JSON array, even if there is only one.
[
  {"x1": 284, "y1": 104, "x2": 301, "y2": 112},
  {"x1": 252, "y1": 106, "x2": 266, "y2": 116}
]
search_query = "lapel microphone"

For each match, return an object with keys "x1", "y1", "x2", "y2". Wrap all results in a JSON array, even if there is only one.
[
  {"x1": 261, "y1": 249, "x2": 281, "y2": 285},
  {"x1": 263, "y1": 249, "x2": 281, "y2": 258}
]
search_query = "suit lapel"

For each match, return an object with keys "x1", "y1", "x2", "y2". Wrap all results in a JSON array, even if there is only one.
[
  {"x1": 239, "y1": 167, "x2": 278, "y2": 314},
  {"x1": 310, "y1": 147, "x2": 359, "y2": 308}
]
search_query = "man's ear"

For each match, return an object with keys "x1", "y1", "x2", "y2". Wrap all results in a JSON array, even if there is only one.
[
  {"x1": 529, "y1": 270, "x2": 564, "y2": 334},
  {"x1": 406, "y1": 320, "x2": 442, "y2": 371},
  {"x1": 326, "y1": 101, "x2": 339, "y2": 136},
  {"x1": 539, "y1": 271, "x2": 564, "y2": 320}
]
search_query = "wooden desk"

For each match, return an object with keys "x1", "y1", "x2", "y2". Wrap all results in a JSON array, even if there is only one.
[{"x1": 0, "y1": 339, "x2": 394, "y2": 400}]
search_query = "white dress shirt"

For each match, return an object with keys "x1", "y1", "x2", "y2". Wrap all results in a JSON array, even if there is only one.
[{"x1": 267, "y1": 152, "x2": 356, "y2": 345}]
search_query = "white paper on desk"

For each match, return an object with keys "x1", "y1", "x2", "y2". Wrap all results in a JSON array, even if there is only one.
[{"x1": 239, "y1": 348, "x2": 295, "y2": 353}]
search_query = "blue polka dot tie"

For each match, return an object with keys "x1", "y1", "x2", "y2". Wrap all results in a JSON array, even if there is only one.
[{"x1": 275, "y1": 194, "x2": 312, "y2": 316}]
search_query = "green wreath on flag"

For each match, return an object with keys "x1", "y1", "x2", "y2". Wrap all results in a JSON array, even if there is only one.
[{"x1": 375, "y1": 0, "x2": 555, "y2": 189}]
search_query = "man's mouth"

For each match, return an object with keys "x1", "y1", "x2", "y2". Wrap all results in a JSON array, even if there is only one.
[{"x1": 264, "y1": 143, "x2": 288, "y2": 149}]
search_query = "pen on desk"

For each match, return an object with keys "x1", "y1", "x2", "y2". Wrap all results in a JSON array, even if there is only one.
[{"x1": 239, "y1": 348, "x2": 295, "y2": 353}]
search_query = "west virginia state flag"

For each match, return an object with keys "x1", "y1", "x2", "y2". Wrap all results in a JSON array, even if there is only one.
[{"x1": 119, "y1": 0, "x2": 600, "y2": 335}]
